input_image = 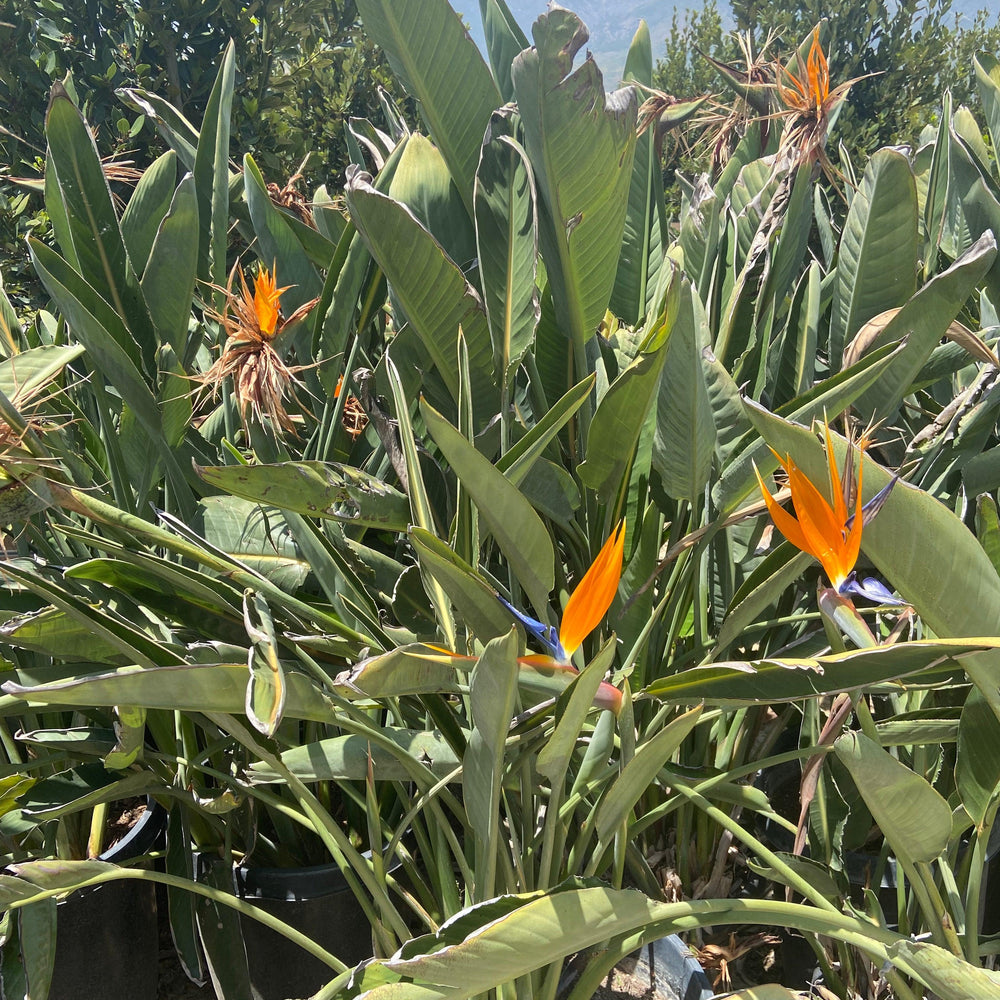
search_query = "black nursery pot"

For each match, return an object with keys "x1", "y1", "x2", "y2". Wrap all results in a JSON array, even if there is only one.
[
  {"x1": 47, "y1": 798, "x2": 166, "y2": 1000},
  {"x1": 234, "y1": 859, "x2": 375, "y2": 1000}
]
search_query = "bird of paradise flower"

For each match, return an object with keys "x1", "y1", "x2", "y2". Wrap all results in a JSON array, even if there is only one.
[
  {"x1": 199, "y1": 263, "x2": 318, "y2": 435},
  {"x1": 755, "y1": 423, "x2": 900, "y2": 603},
  {"x1": 340, "y1": 524, "x2": 626, "y2": 714}
]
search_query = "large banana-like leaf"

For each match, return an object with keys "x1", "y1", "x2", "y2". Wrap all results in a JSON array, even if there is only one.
[
  {"x1": 355, "y1": 0, "x2": 500, "y2": 213},
  {"x1": 579, "y1": 268, "x2": 679, "y2": 504},
  {"x1": 345, "y1": 168, "x2": 496, "y2": 423},
  {"x1": 465, "y1": 630, "x2": 519, "y2": 899},
  {"x1": 196, "y1": 461, "x2": 409, "y2": 532},
  {"x1": 511, "y1": 7, "x2": 637, "y2": 372},
  {"x1": 478, "y1": 0, "x2": 529, "y2": 103},
  {"x1": 0, "y1": 344, "x2": 84, "y2": 401},
  {"x1": 849, "y1": 232, "x2": 996, "y2": 421},
  {"x1": 409, "y1": 527, "x2": 512, "y2": 642},
  {"x1": 243, "y1": 155, "x2": 323, "y2": 312},
  {"x1": 421, "y1": 398, "x2": 554, "y2": 616},
  {"x1": 949, "y1": 122, "x2": 1000, "y2": 307},
  {"x1": 141, "y1": 173, "x2": 198, "y2": 359},
  {"x1": 643, "y1": 639, "x2": 995, "y2": 705},
  {"x1": 27, "y1": 240, "x2": 192, "y2": 498},
  {"x1": 652, "y1": 277, "x2": 717, "y2": 501},
  {"x1": 976, "y1": 54, "x2": 1000, "y2": 166},
  {"x1": 474, "y1": 109, "x2": 539, "y2": 391},
  {"x1": 44, "y1": 85, "x2": 155, "y2": 368},
  {"x1": 390, "y1": 133, "x2": 477, "y2": 273},
  {"x1": 3, "y1": 663, "x2": 336, "y2": 722},
  {"x1": 192, "y1": 40, "x2": 234, "y2": 295},
  {"x1": 830, "y1": 149, "x2": 917, "y2": 366},
  {"x1": 746, "y1": 405, "x2": 1000, "y2": 719},
  {"x1": 247, "y1": 729, "x2": 464, "y2": 783},
  {"x1": 609, "y1": 21, "x2": 664, "y2": 326},
  {"x1": 834, "y1": 731, "x2": 952, "y2": 864},
  {"x1": 120, "y1": 150, "x2": 179, "y2": 275}
]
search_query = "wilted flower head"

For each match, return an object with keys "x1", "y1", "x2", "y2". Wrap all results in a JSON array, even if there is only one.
[
  {"x1": 199, "y1": 263, "x2": 318, "y2": 435},
  {"x1": 774, "y1": 27, "x2": 869, "y2": 175}
]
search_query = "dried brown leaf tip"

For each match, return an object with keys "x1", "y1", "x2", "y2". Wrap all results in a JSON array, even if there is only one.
[
  {"x1": 334, "y1": 376, "x2": 369, "y2": 440},
  {"x1": 199, "y1": 263, "x2": 319, "y2": 436},
  {"x1": 267, "y1": 167, "x2": 315, "y2": 228}
]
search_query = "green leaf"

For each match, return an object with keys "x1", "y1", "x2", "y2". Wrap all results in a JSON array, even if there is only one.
[
  {"x1": 830, "y1": 149, "x2": 917, "y2": 365},
  {"x1": 511, "y1": 8, "x2": 637, "y2": 364},
  {"x1": 248, "y1": 729, "x2": 463, "y2": 783},
  {"x1": 0, "y1": 344, "x2": 84, "y2": 402},
  {"x1": 465, "y1": 630, "x2": 519, "y2": 899},
  {"x1": 715, "y1": 543, "x2": 812, "y2": 653},
  {"x1": 498, "y1": 374, "x2": 594, "y2": 485},
  {"x1": 346, "y1": 168, "x2": 496, "y2": 422},
  {"x1": 193, "y1": 41, "x2": 235, "y2": 291},
  {"x1": 851, "y1": 232, "x2": 996, "y2": 422},
  {"x1": 356, "y1": 0, "x2": 500, "y2": 213},
  {"x1": 834, "y1": 731, "x2": 952, "y2": 864},
  {"x1": 957, "y1": 688, "x2": 1000, "y2": 829},
  {"x1": 383, "y1": 883, "x2": 664, "y2": 991},
  {"x1": 409, "y1": 527, "x2": 512, "y2": 643},
  {"x1": 17, "y1": 763, "x2": 153, "y2": 820},
  {"x1": 976, "y1": 54, "x2": 1000, "y2": 163},
  {"x1": 19, "y1": 898, "x2": 56, "y2": 999},
  {"x1": 643, "y1": 639, "x2": 991, "y2": 705},
  {"x1": 885, "y1": 940, "x2": 1000, "y2": 998},
  {"x1": 3, "y1": 662, "x2": 338, "y2": 723},
  {"x1": 609, "y1": 21, "x2": 664, "y2": 326},
  {"x1": 141, "y1": 172, "x2": 198, "y2": 358},
  {"x1": 119, "y1": 89, "x2": 200, "y2": 171},
  {"x1": 594, "y1": 707, "x2": 703, "y2": 846},
  {"x1": 537, "y1": 639, "x2": 617, "y2": 787},
  {"x1": 422, "y1": 398, "x2": 554, "y2": 616},
  {"x1": 120, "y1": 150, "x2": 178, "y2": 274},
  {"x1": 652, "y1": 277, "x2": 717, "y2": 501},
  {"x1": 478, "y1": 0, "x2": 529, "y2": 103},
  {"x1": 0, "y1": 607, "x2": 123, "y2": 664},
  {"x1": 196, "y1": 461, "x2": 410, "y2": 531},
  {"x1": 244, "y1": 154, "x2": 323, "y2": 313},
  {"x1": 474, "y1": 110, "x2": 538, "y2": 389},
  {"x1": 44, "y1": 84, "x2": 155, "y2": 367},
  {"x1": 948, "y1": 122, "x2": 1000, "y2": 307},
  {"x1": 389, "y1": 132, "x2": 476, "y2": 273},
  {"x1": 336, "y1": 644, "x2": 462, "y2": 699},
  {"x1": 579, "y1": 269, "x2": 679, "y2": 503},
  {"x1": 196, "y1": 495, "x2": 309, "y2": 591}
]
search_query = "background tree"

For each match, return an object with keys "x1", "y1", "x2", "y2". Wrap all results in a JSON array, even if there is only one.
[{"x1": 655, "y1": 0, "x2": 1000, "y2": 161}]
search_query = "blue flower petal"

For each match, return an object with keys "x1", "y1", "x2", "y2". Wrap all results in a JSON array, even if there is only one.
[
  {"x1": 496, "y1": 595, "x2": 565, "y2": 660},
  {"x1": 838, "y1": 572, "x2": 907, "y2": 605}
]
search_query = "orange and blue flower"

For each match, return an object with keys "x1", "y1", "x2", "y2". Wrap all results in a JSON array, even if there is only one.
[
  {"x1": 498, "y1": 520, "x2": 626, "y2": 664},
  {"x1": 755, "y1": 424, "x2": 899, "y2": 603}
]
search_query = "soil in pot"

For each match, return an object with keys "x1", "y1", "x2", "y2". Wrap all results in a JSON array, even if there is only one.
[{"x1": 47, "y1": 797, "x2": 166, "y2": 1000}]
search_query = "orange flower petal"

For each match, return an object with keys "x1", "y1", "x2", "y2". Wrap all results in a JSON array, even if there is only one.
[
  {"x1": 559, "y1": 520, "x2": 625, "y2": 657},
  {"x1": 755, "y1": 462, "x2": 817, "y2": 558},
  {"x1": 785, "y1": 460, "x2": 851, "y2": 586},
  {"x1": 253, "y1": 266, "x2": 285, "y2": 338},
  {"x1": 822, "y1": 422, "x2": 848, "y2": 527}
]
